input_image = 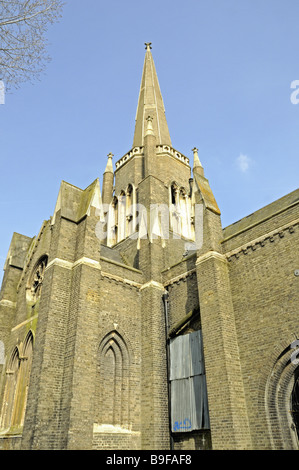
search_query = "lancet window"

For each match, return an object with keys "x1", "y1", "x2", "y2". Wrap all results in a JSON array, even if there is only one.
[{"x1": 0, "y1": 331, "x2": 34, "y2": 431}]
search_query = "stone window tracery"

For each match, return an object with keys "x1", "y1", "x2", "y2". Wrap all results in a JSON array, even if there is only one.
[{"x1": 27, "y1": 256, "x2": 48, "y2": 303}]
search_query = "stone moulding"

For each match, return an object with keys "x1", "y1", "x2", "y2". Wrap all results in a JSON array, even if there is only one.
[
  {"x1": 156, "y1": 145, "x2": 190, "y2": 167},
  {"x1": 93, "y1": 423, "x2": 140, "y2": 435},
  {"x1": 44, "y1": 257, "x2": 101, "y2": 271},
  {"x1": 115, "y1": 147, "x2": 144, "y2": 171},
  {"x1": 101, "y1": 271, "x2": 141, "y2": 289},
  {"x1": 11, "y1": 315, "x2": 38, "y2": 332},
  {"x1": 114, "y1": 145, "x2": 190, "y2": 171},
  {"x1": 164, "y1": 268, "x2": 196, "y2": 287},
  {"x1": 226, "y1": 218, "x2": 299, "y2": 262}
]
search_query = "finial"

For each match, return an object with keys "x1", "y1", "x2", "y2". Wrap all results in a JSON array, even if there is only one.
[
  {"x1": 192, "y1": 147, "x2": 203, "y2": 169},
  {"x1": 145, "y1": 42, "x2": 152, "y2": 51},
  {"x1": 104, "y1": 152, "x2": 114, "y2": 173}
]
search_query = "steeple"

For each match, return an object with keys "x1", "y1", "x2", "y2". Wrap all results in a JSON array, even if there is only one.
[{"x1": 133, "y1": 43, "x2": 172, "y2": 148}]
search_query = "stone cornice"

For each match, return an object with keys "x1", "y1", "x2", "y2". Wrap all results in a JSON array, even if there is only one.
[
  {"x1": 222, "y1": 200, "x2": 299, "y2": 243},
  {"x1": 225, "y1": 218, "x2": 299, "y2": 261},
  {"x1": 115, "y1": 147, "x2": 144, "y2": 171},
  {"x1": 164, "y1": 268, "x2": 196, "y2": 287}
]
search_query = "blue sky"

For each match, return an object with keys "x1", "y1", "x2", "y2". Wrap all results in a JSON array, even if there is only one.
[{"x1": 1, "y1": 0, "x2": 299, "y2": 283}]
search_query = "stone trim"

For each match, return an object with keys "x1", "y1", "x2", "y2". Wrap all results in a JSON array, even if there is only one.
[
  {"x1": 115, "y1": 147, "x2": 144, "y2": 171},
  {"x1": 46, "y1": 257, "x2": 142, "y2": 289},
  {"x1": 222, "y1": 200, "x2": 299, "y2": 243},
  {"x1": 100, "y1": 256, "x2": 142, "y2": 274},
  {"x1": 45, "y1": 257, "x2": 101, "y2": 272},
  {"x1": 45, "y1": 258, "x2": 73, "y2": 271},
  {"x1": 11, "y1": 315, "x2": 38, "y2": 332},
  {"x1": 93, "y1": 423, "x2": 140, "y2": 435},
  {"x1": 164, "y1": 268, "x2": 196, "y2": 287},
  {"x1": 0, "y1": 300, "x2": 16, "y2": 309},
  {"x1": 140, "y1": 280, "x2": 165, "y2": 291},
  {"x1": 156, "y1": 145, "x2": 190, "y2": 167},
  {"x1": 101, "y1": 271, "x2": 142, "y2": 289},
  {"x1": 196, "y1": 251, "x2": 227, "y2": 266},
  {"x1": 73, "y1": 257, "x2": 101, "y2": 270},
  {"x1": 225, "y1": 218, "x2": 299, "y2": 261}
]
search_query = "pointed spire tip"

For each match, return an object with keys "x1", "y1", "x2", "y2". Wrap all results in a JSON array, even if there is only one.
[{"x1": 133, "y1": 43, "x2": 171, "y2": 147}]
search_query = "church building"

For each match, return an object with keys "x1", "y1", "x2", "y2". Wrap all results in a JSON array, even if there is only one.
[{"x1": 0, "y1": 44, "x2": 298, "y2": 450}]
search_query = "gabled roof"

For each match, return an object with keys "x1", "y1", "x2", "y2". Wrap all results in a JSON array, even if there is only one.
[{"x1": 51, "y1": 178, "x2": 103, "y2": 225}]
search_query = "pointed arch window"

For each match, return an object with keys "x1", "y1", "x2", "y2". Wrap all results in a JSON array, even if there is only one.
[
  {"x1": 118, "y1": 191, "x2": 126, "y2": 242},
  {"x1": 0, "y1": 332, "x2": 34, "y2": 432},
  {"x1": 0, "y1": 347, "x2": 20, "y2": 431},
  {"x1": 169, "y1": 183, "x2": 194, "y2": 241},
  {"x1": 126, "y1": 184, "x2": 134, "y2": 237},
  {"x1": 95, "y1": 331, "x2": 130, "y2": 430}
]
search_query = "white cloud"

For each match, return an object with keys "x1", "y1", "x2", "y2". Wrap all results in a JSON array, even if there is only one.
[{"x1": 236, "y1": 153, "x2": 251, "y2": 173}]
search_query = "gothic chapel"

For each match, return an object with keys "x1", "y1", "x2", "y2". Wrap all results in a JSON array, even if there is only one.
[{"x1": 0, "y1": 44, "x2": 299, "y2": 450}]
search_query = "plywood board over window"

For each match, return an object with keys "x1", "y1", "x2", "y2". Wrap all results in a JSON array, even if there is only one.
[{"x1": 169, "y1": 330, "x2": 210, "y2": 433}]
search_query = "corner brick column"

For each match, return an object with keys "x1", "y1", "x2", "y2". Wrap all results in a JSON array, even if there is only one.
[
  {"x1": 196, "y1": 250, "x2": 252, "y2": 449},
  {"x1": 65, "y1": 260, "x2": 101, "y2": 450},
  {"x1": 140, "y1": 277, "x2": 170, "y2": 450}
]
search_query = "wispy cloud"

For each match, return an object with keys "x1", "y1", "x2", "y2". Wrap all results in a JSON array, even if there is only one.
[{"x1": 236, "y1": 153, "x2": 251, "y2": 173}]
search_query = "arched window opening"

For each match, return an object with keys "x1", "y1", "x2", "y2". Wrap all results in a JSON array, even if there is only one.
[
  {"x1": 0, "y1": 332, "x2": 34, "y2": 432},
  {"x1": 0, "y1": 347, "x2": 20, "y2": 430},
  {"x1": 17, "y1": 332, "x2": 34, "y2": 428},
  {"x1": 95, "y1": 331, "x2": 130, "y2": 430},
  {"x1": 118, "y1": 191, "x2": 126, "y2": 242},
  {"x1": 169, "y1": 183, "x2": 194, "y2": 241},
  {"x1": 107, "y1": 196, "x2": 118, "y2": 246},
  {"x1": 171, "y1": 185, "x2": 177, "y2": 205},
  {"x1": 126, "y1": 184, "x2": 134, "y2": 237},
  {"x1": 170, "y1": 184, "x2": 180, "y2": 236},
  {"x1": 169, "y1": 329, "x2": 210, "y2": 433}
]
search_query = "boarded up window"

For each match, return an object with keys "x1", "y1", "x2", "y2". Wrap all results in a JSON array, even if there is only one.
[{"x1": 169, "y1": 330, "x2": 210, "y2": 432}]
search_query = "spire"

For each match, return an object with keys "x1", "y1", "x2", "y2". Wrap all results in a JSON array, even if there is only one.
[{"x1": 133, "y1": 43, "x2": 172, "y2": 148}]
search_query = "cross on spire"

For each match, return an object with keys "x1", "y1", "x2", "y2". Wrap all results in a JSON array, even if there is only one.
[{"x1": 145, "y1": 42, "x2": 152, "y2": 50}]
